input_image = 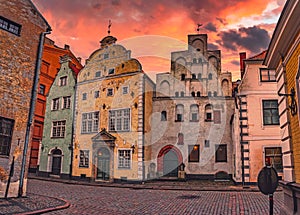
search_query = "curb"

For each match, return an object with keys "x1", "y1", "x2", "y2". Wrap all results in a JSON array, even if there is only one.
[
  {"x1": 28, "y1": 176, "x2": 279, "y2": 193},
  {"x1": 15, "y1": 197, "x2": 70, "y2": 215}
]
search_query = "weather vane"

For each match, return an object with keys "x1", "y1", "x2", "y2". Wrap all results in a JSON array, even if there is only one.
[
  {"x1": 108, "y1": 20, "x2": 112, "y2": 35},
  {"x1": 197, "y1": 23, "x2": 203, "y2": 33}
]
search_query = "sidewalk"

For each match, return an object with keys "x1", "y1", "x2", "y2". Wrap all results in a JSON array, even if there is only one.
[{"x1": 0, "y1": 175, "x2": 281, "y2": 215}]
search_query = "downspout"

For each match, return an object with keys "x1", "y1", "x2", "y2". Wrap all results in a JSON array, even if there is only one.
[
  {"x1": 70, "y1": 81, "x2": 77, "y2": 179},
  {"x1": 142, "y1": 75, "x2": 146, "y2": 181},
  {"x1": 18, "y1": 28, "x2": 52, "y2": 197}
]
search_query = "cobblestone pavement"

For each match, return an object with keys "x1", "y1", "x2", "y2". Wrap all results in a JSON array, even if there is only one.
[{"x1": 27, "y1": 179, "x2": 284, "y2": 215}]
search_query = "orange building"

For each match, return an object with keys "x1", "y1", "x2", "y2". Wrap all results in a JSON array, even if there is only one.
[{"x1": 29, "y1": 38, "x2": 83, "y2": 172}]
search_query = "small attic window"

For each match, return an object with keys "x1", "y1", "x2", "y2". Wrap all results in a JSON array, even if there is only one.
[{"x1": 108, "y1": 68, "x2": 115, "y2": 75}]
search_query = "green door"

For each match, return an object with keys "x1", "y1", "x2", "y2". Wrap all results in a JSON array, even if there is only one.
[
  {"x1": 97, "y1": 148, "x2": 110, "y2": 180},
  {"x1": 163, "y1": 149, "x2": 178, "y2": 177}
]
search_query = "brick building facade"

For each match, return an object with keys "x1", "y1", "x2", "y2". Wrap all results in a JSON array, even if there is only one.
[{"x1": 0, "y1": 0, "x2": 50, "y2": 197}]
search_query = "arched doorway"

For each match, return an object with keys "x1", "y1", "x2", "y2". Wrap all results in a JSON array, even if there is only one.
[
  {"x1": 97, "y1": 147, "x2": 110, "y2": 180},
  {"x1": 163, "y1": 149, "x2": 178, "y2": 177},
  {"x1": 157, "y1": 145, "x2": 183, "y2": 178},
  {"x1": 51, "y1": 149, "x2": 62, "y2": 175}
]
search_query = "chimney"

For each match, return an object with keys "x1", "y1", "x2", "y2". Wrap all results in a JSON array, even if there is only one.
[
  {"x1": 239, "y1": 52, "x2": 246, "y2": 79},
  {"x1": 64, "y1": 44, "x2": 70, "y2": 50}
]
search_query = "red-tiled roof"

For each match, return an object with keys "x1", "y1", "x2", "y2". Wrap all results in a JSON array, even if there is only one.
[{"x1": 247, "y1": 50, "x2": 267, "y2": 60}]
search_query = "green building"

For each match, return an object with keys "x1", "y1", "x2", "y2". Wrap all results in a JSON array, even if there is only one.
[{"x1": 38, "y1": 55, "x2": 78, "y2": 178}]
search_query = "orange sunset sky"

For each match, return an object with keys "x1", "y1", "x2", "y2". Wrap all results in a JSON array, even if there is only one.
[{"x1": 32, "y1": 0, "x2": 286, "y2": 81}]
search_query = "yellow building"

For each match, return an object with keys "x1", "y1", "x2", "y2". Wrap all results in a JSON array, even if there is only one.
[
  {"x1": 73, "y1": 35, "x2": 155, "y2": 182},
  {"x1": 264, "y1": 1, "x2": 300, "y2": 214}
]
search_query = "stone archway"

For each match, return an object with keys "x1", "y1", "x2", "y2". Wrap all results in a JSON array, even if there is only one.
[{"x1": 157, "y1": 145, "x2": 183, "y2": 177}]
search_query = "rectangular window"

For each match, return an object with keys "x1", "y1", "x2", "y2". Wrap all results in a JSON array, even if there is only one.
[
  {"x1": 188, "y1": 145, "x2": 200, "y2": 162},
  {"x1": 265, "y1": 147, "x2": 282, "y2": 172},
  {"x1": 108, "y1": 68, "x2": 115, "y2": 75},
  {"x1": 263, "y1": 100, "x2": 279, "y2": 125},
  {"x1": 206, "y1": 112, "x2": 212, "y2": 121},
  {"x1": 52, "y1": 98, "x2": 59, "y2": 110},
  {"x1": 94, "y1": 91, "x2": 100, "y2": 98},
  {"x1": 52, "y1": 121, "x2": 66, "y2": 138},
  {"x1": 38, "y1": 84, "x2": 46, "y2": 95},
  {"x1": 81, "y1": 112, "x2": 99, "y2": 134},
  {"x1": 215, "y1": 144, "x2": 227, "y2": 162},
  {"x1": 60, "y1": 76, "x2": 67, "y2": 86},
  {"x1": 122, "y1": 86, "x2": 129, "y2": 95},
  {"x1": 260, "y1": 69, "x2": 276, "y2": 82},
  {"x1": 118, "y1": 150, "x2": 131, "y2": 169},
  {"x1": 0, "y1": 117, "x2": 14, "y2": 156},
  {"x1": 82, "y1": 93, "x2": 87, "y2": 100},
  {"x1": 204, "y1": 140, "x2": 210, "y2": 148},
  {"x1": 79, "y1": 150, "x2": 89, "y2": 168},
  {"x1": 0, "y1": 16, "x2": 21, "y2": 36},
  {"x1": 161, "y1": 111, "x2": 167, "y2": 121},
  {"x1": 107, "y1": 88, "x2": 114, "y2": 96},
  {"x1": 104, "y1": 53, "x2": 109, "y2": 59},
  {"x1": 95, "y1": 71, "x2": 101, "y2": 77},
  {"x1": 62, "y1": 96, "x2": 71, "y2": 109},
  {"x1": 109, "y1": 109, "x2": 130, "y2": 132},
  {"x1": 213, "y1": 110, "x2": 221, "y2": 124}
]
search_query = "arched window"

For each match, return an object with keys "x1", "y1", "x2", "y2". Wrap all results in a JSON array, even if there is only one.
[
  {"x1": 191, "y1": 91, "x2": 195, "y2": 97},
  {"x1": 214, "y1": 91, "x2": 217, "y2": 97},
  {"x1": 190, "y1": 105, "x2": 199, "y2": 122},
  {"x1": 198, "y1": 58, "x2": 202, "y2": 64},
  {"x1": 197, "y1": 73, "x2": 202, "y2": 80},
  {"x1": 193, "y1": 58, "x2": 197, "y2": 63},
  {"x1": 161, "y1": 111, "x2": 167, "y2": 121},
  {"x1": 192, "y1": 73, "x2": 196, "y2": 79},
  {"x1": 175, "y1": 104, "x2": 184, "y2": 122},
  {"x1": 208, "y1": 73, "x2": 213, "y2": 80},
  {"x1": 208, "y1": 91, "x2": 212, "y2": 97},
  {"x1": 205, "y1": 104, "x2": 213, "y2": 121},
  {"x1": 175, "y1": 92, "x2": 179, "y2": 97},
  {"x1": 181, "y1": 74, "x2": 186, "y2": 81},
  {"x1": 180, "y1": 91, "x2": 185, "y2": 97},
  {"x1": 197, "y1": 91, "x2": 201, "y2": 97}
]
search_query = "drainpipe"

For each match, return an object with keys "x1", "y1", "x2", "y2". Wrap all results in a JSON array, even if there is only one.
[
  {"x1": 18, "y1": 28, "x2": 52, "y2": 197},
  {"x1": 70, "y1": 82, "x2": 77, "y2": 179},
  {"x1": 238, "y1": 95, "x2": 245, "y2": 187},
  {"x1": 142, "y1": 75, "x2": 146, "y2": 181}
]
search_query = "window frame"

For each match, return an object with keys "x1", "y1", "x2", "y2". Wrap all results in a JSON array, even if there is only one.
[
  {"x1": 51, "y1": 120, "x2": 66, "y2": 138},
  {"x1": 188, "y1": 145, "x2": 200, "y2": 162},
  {"x1": 264, "y1": 147, "x2": 282, "y2": 172},
  {"x1": 215, "y1": 144, "x2": 227, "y2": 162},
  {"x1": 94, "y1": 90, "x2": 100, "y2": 98},
  {"x1": 79, "y1": 150, "x2": 89, "y2": 168},
  {"x1": 109, "y1": 108, "x2": 131, "y2": 132},
  {"x1": 0, "y1": 16, "x2": 22, "y2": 36},
  {"x1": 122, "y1": 86, "x2": 129, "y2": 95},
  {"x1": 52, "y1": 98, "x2": 60, "y2": 111},
  {"x1": 262, "y1": 100, "x2": 279, "y2": 125},
  {"x1": 190, "y1": 104, "x2": 199, "y2": 122},
  {"x1": 38, "y1": 84, "x2": 46, "y2": 95},
  {"x1": 60, "y1": 76, "x2": 67, "y2": 86},
  {"x1": 81, "y1": 112, "x2": 99, "y2": 134},
  {"x1": 0, "y1": 116, "x2": 14, "y2": 156},
  {"x1": 260, "y1": 68, "x2": 276, "y2": 82},
  {"x1": 62, "y1": 96, "x2": 71, "y2": 109},
  {"x1": 118, "y1": 149, "x2": 131, "y2": 169},
  {"x1": 95, "y1": 71, "x2": 101, "y2": 78},
  {"x1": 175, "y1": 104, "x2": 184, "y2": 122},
  {"x1": 108, "y1": 68, "x2": 115, "y2": 75},
  {"x1": 82, "y1": 93, "x2": 87, "y2": 100}
]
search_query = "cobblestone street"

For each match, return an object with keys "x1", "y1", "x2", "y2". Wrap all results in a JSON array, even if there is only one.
[{"x1": 27, "y1": 179, "x2": 284, "y2": 215}]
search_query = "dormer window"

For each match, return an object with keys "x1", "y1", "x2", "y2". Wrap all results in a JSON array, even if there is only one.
[{"x1": 108, "y1": 68, "x2": 115, "y2": 75}]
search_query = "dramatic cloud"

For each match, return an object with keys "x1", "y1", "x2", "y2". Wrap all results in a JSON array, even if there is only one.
[
  {"x1": 218, "y1": 26, "x2": 270, "y2": 54},
  {"x1": 31, "y1": 0, "x2": 284, "y2": 81}
]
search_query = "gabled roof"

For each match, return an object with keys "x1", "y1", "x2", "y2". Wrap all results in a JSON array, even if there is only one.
[{"x1": 29, "y1": 0, "x2": 51, "y2": 30}]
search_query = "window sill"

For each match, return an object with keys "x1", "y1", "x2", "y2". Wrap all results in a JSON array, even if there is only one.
[
  {"x1": 81, "y1": 132, "x2": 98, "y2": 134},
  {"x1": 118, "y1": 167, "x2": 131, "y2": 170},
  {"x1": 78, "y1": 166, "x2": 89, "y2": 168},
  {"x1": 189, "y1": 120, "x2": 199, "y2": 122},
  {"x1": 175, "y1": 120, "x2": 184, "y2": 122},
  {"x1": 215, "y1": 161, "x2": 227, "y2": 163},
  {"x1": 51, "y1": 137, "x2": 65, "y2": 139},
  {"x1": 205, "y1": 119, "x2": 212, "y2": 122}
]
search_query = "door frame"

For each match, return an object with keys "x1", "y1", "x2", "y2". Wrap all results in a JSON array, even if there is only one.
[{"x1": 96, "y1": 147, "x2": 110, "y2": 181}]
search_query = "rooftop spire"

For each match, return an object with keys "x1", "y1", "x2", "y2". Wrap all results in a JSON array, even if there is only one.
[
  {"x1": 108, "y1": 20, "x2": 112, "y2": 35},
  {"x1": 196, "y1": 23, "x2": 202, "y2": 33}
]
